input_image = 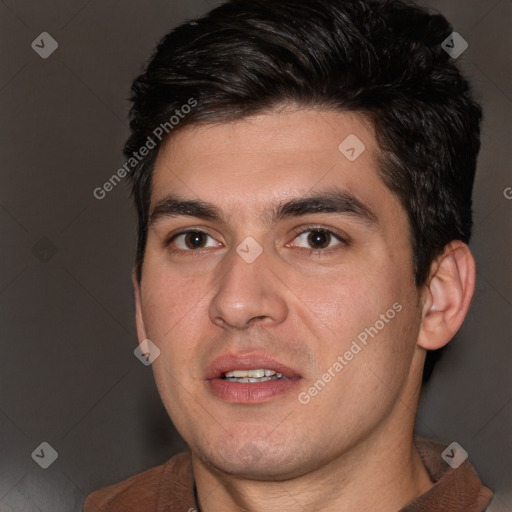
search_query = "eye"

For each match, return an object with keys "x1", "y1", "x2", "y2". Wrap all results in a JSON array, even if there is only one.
[
  {"x1": 169, "y1": 230, "x2": 221, "y2": 251},
  {"x1": 291, "y1": 229, "x2": 345, "y2": 251}
]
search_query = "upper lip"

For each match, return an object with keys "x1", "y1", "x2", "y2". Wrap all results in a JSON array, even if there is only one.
[{"x1": 205, "y1": 353, "x2": 301, "y2": 380}]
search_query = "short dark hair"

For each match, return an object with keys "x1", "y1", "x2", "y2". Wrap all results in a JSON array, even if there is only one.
[{"x1": 125, "y1": 0, "x2": 482, "y2": 380}]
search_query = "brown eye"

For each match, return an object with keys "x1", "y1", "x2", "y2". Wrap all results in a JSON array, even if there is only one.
[
  {"x1": 292, "y1": 229, "x2": 344, "y2": 251},
  {"x1": 184, "y1": 231, "x2": 208, "y2": 249},
  {"x1": 307, "y1": 230, "x2": 331, "y2": 249},
  {"x1": 170, "y1": 230, "x2": 221, "y2": 251}
]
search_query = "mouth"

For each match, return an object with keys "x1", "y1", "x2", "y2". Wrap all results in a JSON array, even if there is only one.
[{"x1": 205, "y1": 354, "x2": 301, "y2": 403}]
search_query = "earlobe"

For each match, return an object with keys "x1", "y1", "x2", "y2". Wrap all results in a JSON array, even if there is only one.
[
  {"x1": 132, "y1": 268, "x2": 148, "y2": 345},
  {"x1": 417, "y1": 241, "x2": 476, "y2": 351}
]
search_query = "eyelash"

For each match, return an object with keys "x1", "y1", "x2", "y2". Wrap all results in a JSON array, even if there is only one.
[{"x1": 165, "y1": 227, "x2": 348, "y2": 255}]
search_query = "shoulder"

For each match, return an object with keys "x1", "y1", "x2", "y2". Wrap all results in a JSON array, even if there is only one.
[
  {"x1": 83, "y1": 452, "x2": 192, "y2": 512},
  {"x1": 412, "y1": 437, "x2": 494, "y2": 512}
]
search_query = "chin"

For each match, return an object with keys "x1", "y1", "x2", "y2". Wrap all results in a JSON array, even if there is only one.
[{"x1": 196, "y1": 442, "x2": 315, "y2": 481}]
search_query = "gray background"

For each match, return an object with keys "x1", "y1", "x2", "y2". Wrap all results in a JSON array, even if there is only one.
[{"x1": 0, "y1": 1, "x2": 510, "y2": 510}]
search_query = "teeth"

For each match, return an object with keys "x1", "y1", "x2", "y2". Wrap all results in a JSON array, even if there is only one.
[
  {"x1": 222, "y1": 368, "x2": 287, "y2": 382},
  {"x1": 224, "y1": 375, "x2": 285, "y2": 383},
  {"x1": 224, "y1": 368, "x2": 277, "y2": 378}
]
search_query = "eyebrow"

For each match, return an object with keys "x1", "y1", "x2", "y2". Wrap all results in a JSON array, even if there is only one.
[{"x1": 149, "y1": 189, "x2": 379, "y2": 229}]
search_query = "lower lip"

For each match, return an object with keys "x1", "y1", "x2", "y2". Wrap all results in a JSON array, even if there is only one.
[{"x1": 207, "y1": 377, "x2": 300, "y2": 403}]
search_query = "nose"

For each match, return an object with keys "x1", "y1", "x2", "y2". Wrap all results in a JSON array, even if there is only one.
[{"x1": 208, "y1": 245, "x2": 288, "y2": 330}]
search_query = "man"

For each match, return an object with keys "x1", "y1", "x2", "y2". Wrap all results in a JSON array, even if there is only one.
[{"x1": 84, "y1": 0, "x2": 494, "y2": 510}]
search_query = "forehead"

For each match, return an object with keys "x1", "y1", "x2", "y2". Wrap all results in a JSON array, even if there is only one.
[{"x1": 150, "y1": 109, "x2": 399, "y2": 224}]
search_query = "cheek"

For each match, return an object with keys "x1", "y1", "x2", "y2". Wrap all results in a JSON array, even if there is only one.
[
  {"x1": 350, "y1": 295, "x2": 421, "y2": 401},
  {"x1": 305, "y1": 302, "x2": 420, "y2": 426},
  {"x1": 301, "y1": 265, "x2": 417, "y2": 388},
  {"x1": 296, "y1": 264, "x2": 399, "y2": 339},
  {"x1": 140, "y1": 263, "x2": 209, "y2": 339},
  {"x1": 141, "y1": 272, "x2": 206, "y2": 406}
]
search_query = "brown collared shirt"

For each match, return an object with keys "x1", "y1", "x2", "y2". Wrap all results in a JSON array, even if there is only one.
[{"x1": 83, "y1": 438, "x2": 494, "y2": 511}]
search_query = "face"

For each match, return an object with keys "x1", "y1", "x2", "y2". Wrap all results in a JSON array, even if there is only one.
[{"x1": 135, "y1": 108, "x2": 424, "y2": 480}]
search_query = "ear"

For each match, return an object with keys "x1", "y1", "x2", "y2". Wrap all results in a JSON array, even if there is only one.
[
  {"x1": 132, "y1": 268, "x2": 149, "y2": 345},
  {"x1": 417, "y1": 241, "x2": 476, "y2": 351}
]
